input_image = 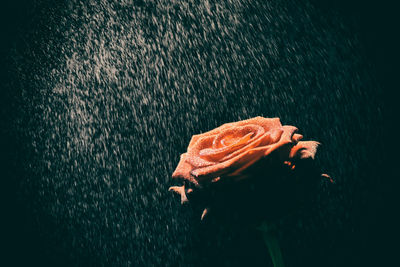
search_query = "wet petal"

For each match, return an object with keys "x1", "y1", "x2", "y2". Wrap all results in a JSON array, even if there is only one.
[
  {"x1": 292, "y1": 133, "x2": 303, "y2": 142},
  {"x1": 186, "y1": 135, "x2": 216, "y2": 168},
  {"x1": 188, "y1": 117, "x2": 282, "y2": 150},
  {"x1": 212, "y1": 125, "x2": 264, "y2": 149},
  {"x1": 219, "y1": 128, "x2": 283, "y2": 162},
  {"x1": 321, "y1": 173, "x2": 334, "y2": 183},
  {"x1": 171, "y1": 153, "x2": 198, "y2": 185},
  {"x1": 289, "y1": 141, "x2": 320, "y2": 159},
  {"x1": 199, "y1": 132, "x2": 252, "y2": 162},
  {"x1": 201, "y1": 208, "x2": 209, "y2": 220},
  {"x1": 191, "y1": 148, "x2": 265, "y2": 182},
  {"x1": 245, "y1": 126, "x2": 297, "y2": 157},
  {"x1": 169, "y1": 185, "x2": 188, "y2": 204}
]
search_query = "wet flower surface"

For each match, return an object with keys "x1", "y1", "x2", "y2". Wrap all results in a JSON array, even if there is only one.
[
  {"x1": 172, "y1": 116, "x2": 318, "y2": 184},
  {"x1": 169, "y1": 116, "x2": 326, "y2": 221}
]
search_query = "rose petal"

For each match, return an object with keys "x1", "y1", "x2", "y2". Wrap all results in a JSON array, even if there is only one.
[
  {"x1": 201, "y1": 208, "x2": 209, "y2": 220},
  {"x1": 289, "y1": 141, "x2": 320, "y2": 159},
  {"x1": 227, "y1": 150, "x2": 266, "y2": 176},
  {"x1": 168, "y1": 185, "x2": 188, "y2": 204},
  {"x1": 190, "y1": 148, "x2": 265, "y2": 182},
  {"x1": 171, "y1": 153, "x2": 199, "y2": 185},
  {"x1": 220, "y1": 127, "x2": 283, "y2": 162},
  {"x1": 186, "y1": 135, "x2": 216, "y2": 168},
  {"x1": 188, "y1": 117, "x2": 282, "y2": 150},
  {"x1": 212, "y1": 125, "x2": 264, "y2": 149},
  {"x1": 292, "y1": 133, "x2": 303, "y2": 142},
  {"x1": 200, "y1": 132, "x2": 253, "y2": 161},
  {"x1": 321, "y1": 173, "x2": 334, "y2": 183},
  {"x1": 246, "y1": 125, "x2": 297, "y2": 158},
  {"x1": 201, "y1": 125, "x2": 265, "y2": 162},
  {"x1": 280, "y1": 125, "x2": 299, "y2": 144},
  {"x1": 211, "y1": 177, "x2": 221, "y2": 183},
  {"x1": 210, "y1": 117, "x2": 281, "y2": 135}
]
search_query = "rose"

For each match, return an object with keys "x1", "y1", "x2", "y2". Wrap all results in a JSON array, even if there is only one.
[
  {"x1": 170, "y1": 117, "x2": 328, "y2": 265},
  {"x1": 171, "y1": 116, "x2": 319, "y2": 186}
]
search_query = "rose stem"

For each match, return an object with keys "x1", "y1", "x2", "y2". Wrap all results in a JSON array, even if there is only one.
[{"x1": 260, "y1": 223, "x2": 285, "y2": 267}]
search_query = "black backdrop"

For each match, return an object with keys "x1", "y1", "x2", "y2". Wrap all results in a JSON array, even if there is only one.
[{"x1": 1, "y1": 0, "x2": 398, "y2": 266}]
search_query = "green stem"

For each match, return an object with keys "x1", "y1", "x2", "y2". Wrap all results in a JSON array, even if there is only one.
[{"x1": 258, "y1": 222, "x2": 285, "y2": 267}]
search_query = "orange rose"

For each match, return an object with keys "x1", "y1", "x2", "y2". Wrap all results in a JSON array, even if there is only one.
[{"x1": 171, "y1": 116, "x2": 319, "y2": 186}]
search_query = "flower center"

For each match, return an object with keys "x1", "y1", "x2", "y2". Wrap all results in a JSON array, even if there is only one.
[
  {"x1": 213, "y1": 125, "x2": 263, "y2": 149},
  {"x1": 221, "y1": 133, "x2": 252, "y2": 147}
]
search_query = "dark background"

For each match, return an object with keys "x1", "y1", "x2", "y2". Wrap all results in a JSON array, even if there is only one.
[{"x1": 1, "y1": 0, "x2": 398, "y2": 266}]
